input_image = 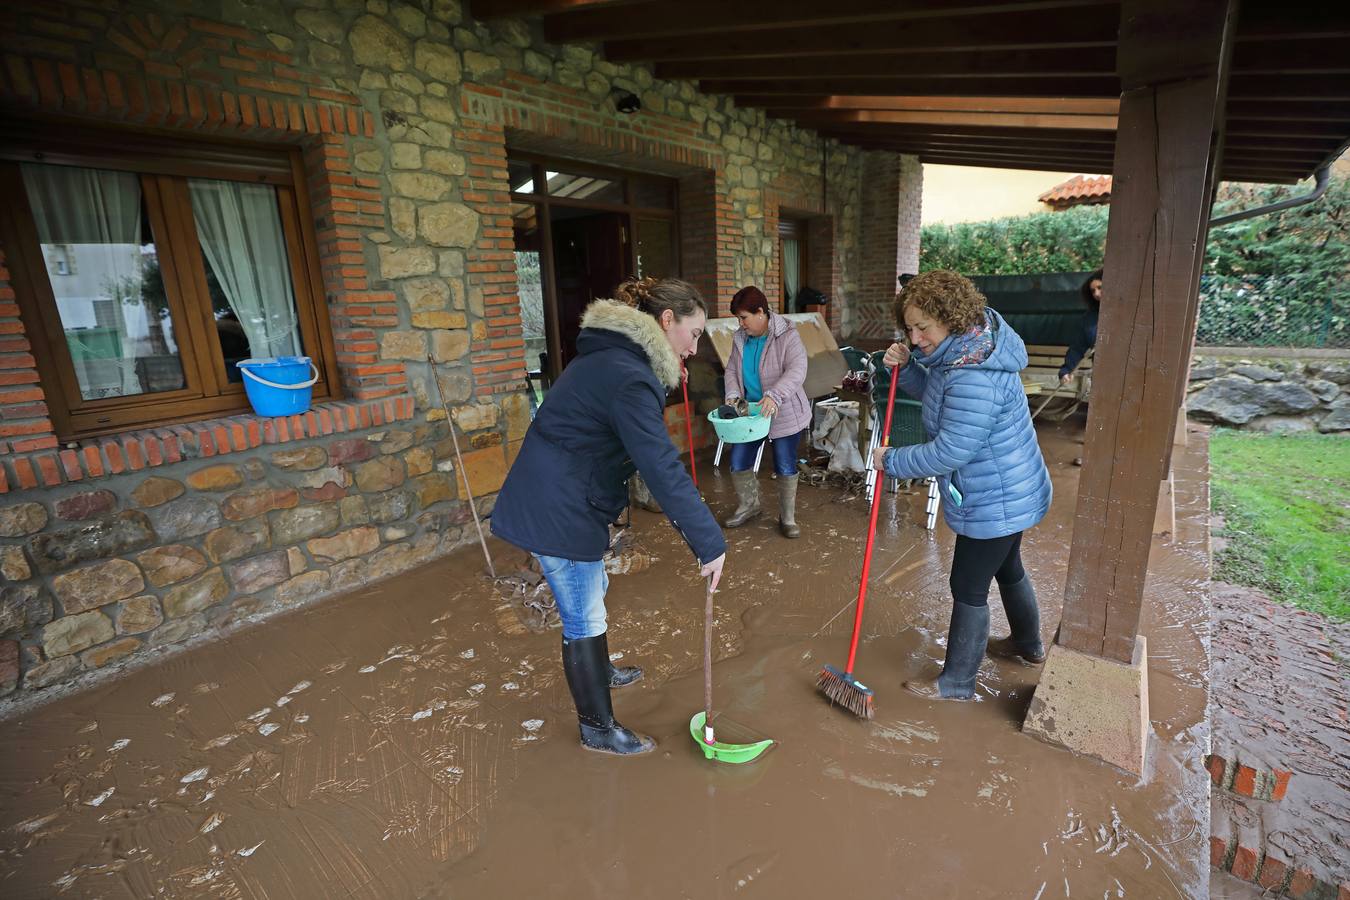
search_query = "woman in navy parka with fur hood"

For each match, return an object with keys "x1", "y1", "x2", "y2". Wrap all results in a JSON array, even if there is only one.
[
  {"x1": 873, "y1": 270, "x2": 1052, "y2": 701},
  {"x1": 492, "y1": 277, "x2": 726, "y2": 755}
]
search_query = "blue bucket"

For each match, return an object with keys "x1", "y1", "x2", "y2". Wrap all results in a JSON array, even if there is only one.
[{"x1": 237, "y1": 356, "x2": 318, "y2": 417}]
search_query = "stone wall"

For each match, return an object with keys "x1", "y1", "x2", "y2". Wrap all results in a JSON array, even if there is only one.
[
  {"x1": 0, "y1": 397, "x2": 528, "y2": 698},
  {"x1": 1187, "y1": 355, "x2": 1350, "y2": 433},
  {"x1": 0, "y1": 0, "x2": 922, "y2": 703}
]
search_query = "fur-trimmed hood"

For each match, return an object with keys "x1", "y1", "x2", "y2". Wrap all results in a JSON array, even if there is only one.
[{"x1": 579, "y1": 299, "x2": 682, "y2": 389}]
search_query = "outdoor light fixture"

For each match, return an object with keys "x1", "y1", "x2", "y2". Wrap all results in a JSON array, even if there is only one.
[{"x1": 614, "y1": 91, "x2": 641, "y2": 114}]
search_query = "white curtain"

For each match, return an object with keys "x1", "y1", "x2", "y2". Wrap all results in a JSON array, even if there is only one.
[
  {"x1": 782, "y1": 238, "x2": 801, "y2": 312},
  {"x1": 188, "y1": 178, "x2": 301, "y2": 359},
  {"x1": 21, "y1": 163, "x2": 146, "y2": 397}
]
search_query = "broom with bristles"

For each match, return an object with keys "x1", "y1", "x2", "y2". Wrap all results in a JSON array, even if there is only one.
[{"x1": 817, "y1": 361, "x2": 900, "y2": 719}]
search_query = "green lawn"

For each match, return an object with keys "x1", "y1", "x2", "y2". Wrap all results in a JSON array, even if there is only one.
[{"x1": 1210, "y1": 430, "x2": 1350, "y2": 621}]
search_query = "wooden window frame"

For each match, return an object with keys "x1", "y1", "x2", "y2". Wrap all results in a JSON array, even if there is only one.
[
  {"x1": 0, "y1": 120, "x2": 341, "y2": 441},
  {"x1": 505, "y1": 151, "x2": 680, "y2": 383}
]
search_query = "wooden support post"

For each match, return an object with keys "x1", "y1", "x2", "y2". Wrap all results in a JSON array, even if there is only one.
[
  {"x1": 1024, "y1": 0, "x2": 1233, "y2": 776},
  {"x1": 1057, "y1": 0, "x2": 1232, "y2": 663}
]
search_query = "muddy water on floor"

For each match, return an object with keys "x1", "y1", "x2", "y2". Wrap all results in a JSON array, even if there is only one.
[{"x1": 0, "y1": 422, "x2": 1211, "y2": 898}]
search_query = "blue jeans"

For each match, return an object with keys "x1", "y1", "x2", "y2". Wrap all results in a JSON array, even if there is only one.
[
  {"x1": 730, "y1": 429, "x2": 801, "y2": 476},
  {"x1": 533, "y1": 554, "x2": 609, "y2": 639}
]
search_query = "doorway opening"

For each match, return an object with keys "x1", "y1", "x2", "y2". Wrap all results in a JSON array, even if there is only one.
[
  {"x1": 508, "y1": 154, "x2": 679, "y2": 393},
  {"x1": 778, "y1": 217, "x2": 808, "y2": 312}
]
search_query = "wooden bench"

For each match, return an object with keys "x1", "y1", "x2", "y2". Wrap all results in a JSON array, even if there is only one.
[{"x1": 1022, "y1": 343, "x2": 1092, "y2": 401}]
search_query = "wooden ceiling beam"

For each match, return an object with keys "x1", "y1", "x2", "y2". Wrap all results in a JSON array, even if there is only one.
[
  {"x1": 816, "y1": 132, "x2": 1338, "y2": 164},
  {"x1": 655, "y1": 47, "x2": 1115, "y2": 81},
  {"x1": 1230, "y1": 37, "x2": 1350, "y2": 75},
  {"x1": 1226, "y1": 74, "x2": 1350, "y2": 101},
  {"x1": 835, "y1": 138, "x2": 1113, "y2": 159},
  {"x1": 704, "y1": 74, "x2": 1345, "y2": 101},
  {"x1": 740, "y1": 95, "x2": 1122, "y2": 115},
  {"x1": 702, "y1": 77, "x2": 1121, "y2": 98},
  {"x1": 786, "y1": 109, "x2": 1119, "y2": 129},
  {"x1": 1226, "y1": 119, "x2": 1350, "y2": 139},
  {"x1": 909, "y1": 153, "x2": 1115, "y2": 173},
  {"x1": 545, "y1": 0, "x2": 1114, "y2": 42},
  {"x1": 603, "y1": 10, "x2": 1119, "y2": 62},
  {"x1": 814, "y1": 133, "x2": 1119, "y2": 153},
  {"x1": 813, "y1": 123, "x2": 1118, "y2": 142},
  {"x1": 468, "y1": 0, "x2": 629, "y2": 17},
  {"x1": 1225, "y1": 100, "x2": 1350, "y2": 123},
  {"x1": 1232, "y1": 3, "x2": 1350, "y2": 42}
]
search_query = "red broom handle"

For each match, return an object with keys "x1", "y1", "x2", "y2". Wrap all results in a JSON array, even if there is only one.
[
  {"x1": 845, "y1": 364, "x2": 900, "y2": 674},
  {"x1": 681, "y1": 366, "x2": 698, "y2": 489}
]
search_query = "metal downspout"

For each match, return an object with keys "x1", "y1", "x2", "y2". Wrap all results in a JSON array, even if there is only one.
[{"x1": 1209, "y1": 164, "x2": 1333, "y2": 228}]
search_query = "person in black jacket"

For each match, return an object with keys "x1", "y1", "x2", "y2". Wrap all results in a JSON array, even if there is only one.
[
  {"x1": 492, "y1": 276, "x2": 727, "y2": 756},
  {"x1": 1059, "y1": 269, "x2": 1102, "y2": 382}
]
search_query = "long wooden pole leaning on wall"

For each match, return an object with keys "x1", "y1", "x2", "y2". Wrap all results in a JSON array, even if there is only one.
[{"x1": 1057, "y1": 0, "x2": 1236, "y2": 664}]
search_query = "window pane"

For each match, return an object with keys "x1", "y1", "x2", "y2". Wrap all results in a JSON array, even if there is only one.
[
  {"x1": 508, "y1": 159, "x2": 536, "y2": 194},
  {"x1": 20, "y1": 164, "x2": 185, "y2": 401},
  {"x1": 188, "y1": 178, "x2": 303, "y2": 382},
  {"x1": 544, "y1": 169, "x2": 624, "y2": 204},
  {"x1": 635, "y1": 218, "x2": 674, "y2": 280},
  {"x1": 512, "y1": 202, "x2": 547, "y2": 381}
]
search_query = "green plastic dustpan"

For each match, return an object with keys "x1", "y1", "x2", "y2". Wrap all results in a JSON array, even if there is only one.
[
  {"x1": 689, "y1": 711, "x2": 773, "y2": 763},
  {"x1": 690, "y1": 578, "x2": 774, "y2": 764}
]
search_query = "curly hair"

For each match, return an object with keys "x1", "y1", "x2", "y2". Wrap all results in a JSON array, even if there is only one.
[{"x1": 896, "y1": 269, "x2": 987, "y2": 334}]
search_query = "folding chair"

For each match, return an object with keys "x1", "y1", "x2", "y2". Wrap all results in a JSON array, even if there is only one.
[
  {"x1": 713, "y1": 436, "x2": 765, "y2": 472},
  {"x1": 864, "y1": 352, "x2": 940, "y2": 530}
]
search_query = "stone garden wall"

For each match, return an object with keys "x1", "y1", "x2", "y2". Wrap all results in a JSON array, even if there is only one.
[{"x1": 1187, "y1": 354, "x2": 1350, "y2": 433}]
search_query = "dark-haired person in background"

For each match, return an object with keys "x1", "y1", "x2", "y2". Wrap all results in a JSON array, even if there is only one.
[{"x1": 1059, "y1": 269, "x2": 1102, "y2": 383}]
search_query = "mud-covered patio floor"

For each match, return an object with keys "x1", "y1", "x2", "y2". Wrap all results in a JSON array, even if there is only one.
[{"x1": 0, "y1": 422, "x2": 1213, "y2": 899}]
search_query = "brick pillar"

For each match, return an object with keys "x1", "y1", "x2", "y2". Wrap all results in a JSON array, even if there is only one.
[
  {"x1": 897, "y1": 154, "x2": 923, "y2": 278},
  {"x1": 851, "y1": 152, "x2": 922, "y2": 342},
  {"x1": 678, "y1": 169, "x2": 735, "y2": 316}
]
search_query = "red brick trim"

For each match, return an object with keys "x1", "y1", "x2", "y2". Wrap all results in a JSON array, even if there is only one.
[
  {"x1": 1205, "y1": 752, "x2": 1293, "y2": 802},
  {"x1": 1210, "y1": 833, "x2": 1345, "y2": 899},
  {"x1": 0, "y1": 395, "x2": 415, "y2": 494}
]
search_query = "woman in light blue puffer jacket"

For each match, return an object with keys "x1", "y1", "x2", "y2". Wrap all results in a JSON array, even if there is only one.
[{"x1": 873, "y1": 270, "x2": 1052, "y2": 701}]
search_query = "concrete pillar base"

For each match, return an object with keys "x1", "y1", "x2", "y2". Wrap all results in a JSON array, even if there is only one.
[
  {"x1": 1023, "y1": 635, "x2": 1150, "y2": 776},
  {"x1": 1153, "y1": 471, "x2": 1175, "y2": 537}
]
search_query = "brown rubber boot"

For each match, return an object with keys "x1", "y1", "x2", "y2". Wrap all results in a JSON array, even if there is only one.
[
  {"x1": 724, "y1": 469, "x2": 761, "y2": 528},
  {"x1": 778, "y1": 474, "x2": 801, "y2": 538}
]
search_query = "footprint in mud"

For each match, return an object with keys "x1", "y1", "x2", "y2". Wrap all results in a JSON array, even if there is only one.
[
  {"x1": 724, "y1": 850, "x2": 779, "y2": 892},
  {"x1": 513, "y1": 718, "x2": 547, "y2": 747},
  {"x1": 740, "y1": 604, "x2": 774, "y2": 631}
]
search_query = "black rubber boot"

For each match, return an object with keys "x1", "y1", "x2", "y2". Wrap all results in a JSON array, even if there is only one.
[
  {"x1": 608, "y1": 660, "x2": 643, "y2": 688},
  {"x1": 987, "y1": 575, "x2": 1047, "y2": 665},
  {"x1": 904, "y1": 602, "x2": 990, "y2": 700},
  {"x1": 562, "y1": 633, "x2": 656, "y2": 755}
]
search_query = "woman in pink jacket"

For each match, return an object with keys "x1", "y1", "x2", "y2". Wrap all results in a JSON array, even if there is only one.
[{"x1": 722, "y1": 286, "x2": 812, "y2": 538}]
